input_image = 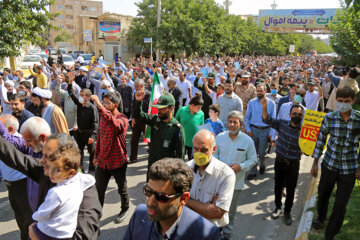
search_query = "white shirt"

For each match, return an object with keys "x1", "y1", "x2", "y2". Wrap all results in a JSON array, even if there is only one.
[
  {"x1": 176, "y1": 79, "x2": 192, "y2": 103},
  {"x1": 277, "y1": 101, "x2": 306, "y2": 121},
  {"x1": 305, "y1": 90, "x2": 320, "y2": 111},
  {"x1": 76, "y1": 55, "x2": 84, "y2": 64},
  {"x1": 186, "y1": 157, "x2": 235, "y2": 227},
  {"x1": 32, "y1": 173, "x2": 95, "y2": 238},
  {"x1": 214, "y1": 131, "x2": 257, "y2": 190}
]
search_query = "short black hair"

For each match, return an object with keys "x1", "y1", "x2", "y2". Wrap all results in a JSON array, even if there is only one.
[
  {"x1": 80, "y1": 88, "x2": 92, "y2": 97},
  {"x1": 348, "y1": 67, "x2": 360, "y2": 79},
  {"x1": 148, "y1": 158, "x2": 193, "y2": 194},
  {"x1": 189, "y1": 95, "x2": 204, "y2": 106},
  {"x1": 9, "y1": 93, "x2": 26, "y2": 103},
  {"x1": 103, "y1": 91, "x2": 122, "y2": 105},
  {"x1": 224, "y1": 79, "x2": 233, "y2": 85},
  {"x1": 290, "y1": 104, "x2": 304, "y2": 114},
  {"x1": 209, "y1": 104, "x2": 221, "y2": 114},
  {"x1": 289, "y1": 83, "x2": 298, "y2": 88},
  {"x1": 336, "y1": 86, "x2": 356, "y2": 99}
]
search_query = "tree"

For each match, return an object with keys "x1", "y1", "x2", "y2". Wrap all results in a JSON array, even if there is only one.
[
  {"x1": 330, "y1": 1, "x2": 360, "y2": 66},
  {"x1": 0, "y1": 0, "x2": 57, "y2": 58},
  {"x1": 54, "y1": 30, "x2": 72, "y2": 42}
]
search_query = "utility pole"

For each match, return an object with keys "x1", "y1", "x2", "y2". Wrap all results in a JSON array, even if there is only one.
[
  {"x1": 271, "y1": 0, "x2": 278, "y2": 9},
  {"x1": 156, "y1": 0, "x2": 161, "y2": 61},
  {"x1": 225, "y1": 0, "x2": 229, "y2": 15}
]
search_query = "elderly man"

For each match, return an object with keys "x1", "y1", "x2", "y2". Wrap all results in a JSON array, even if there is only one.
[
  {"x1": 216, "y1": 79, "x2": 243, "y2": 128},
  {"x1": 0, "y1": 115, "x2": 33, "y2": 240},
  {"x1": 186, "y1": 129, "x2": 236, "y2": 229},
  {"x1": 116, "y1": 75, "x2": 133, "y2": 119},
  {"x1": 31, "y1": 87, "x2": 69, "y2": 134},
  {"x1": 167, "y1": 78, "x2": 183, "y2": 115},
  {"x1": 0, "y1": 117, "x2": 102, "y2": 239},
  {"x1": 124, "y1": 158, "x2": 221, "y2": 240},
  {"x1": 215, "y1": 111, "x2": 257, "y2": 239}
]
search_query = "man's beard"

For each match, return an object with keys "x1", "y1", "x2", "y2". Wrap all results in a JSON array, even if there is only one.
[
  {"x1": 147, "y1": 198, "x2": 180, "y2": 222},
  {"x1": 32, "y1": 141, "x2": 45, "y2": 153},
  {"x1": 159, "y1": 111, "x2": 170, "y2": 120},
  {"x1": 225, "y1": 89, "x2": 232, "y2": 95},
  {"x1": 229, "y1": 128, "x2": 240, "y2": 136}
]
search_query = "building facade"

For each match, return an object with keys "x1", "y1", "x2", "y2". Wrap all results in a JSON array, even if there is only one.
[{"x1": 49, "y1": 0, "x2": 103, "y2": 46}]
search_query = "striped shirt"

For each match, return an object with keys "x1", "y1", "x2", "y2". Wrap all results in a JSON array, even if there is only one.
[
  {"x1": 262, "y1": 116, "x2": 302, "y2": 160},
  {"x1": 313, "y1": 110, "x2": 360, "y2": 174}
]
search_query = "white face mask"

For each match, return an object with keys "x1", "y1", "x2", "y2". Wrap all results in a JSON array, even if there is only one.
[{"x1": 79, "y1": 96, "x2": 85, "y2": 104}]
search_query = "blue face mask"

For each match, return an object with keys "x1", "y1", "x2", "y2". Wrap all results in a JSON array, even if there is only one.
[
  {"x1": 271, "y1": 89, "x2": 277, "y2": 95},
  {"x1": 337, "y1": 102, "x2": 352, "y2": 112},
  {"x1": 294, "y1": 94, "x2": 303, "y2": 104},
  {"x1": 17, "y1": 91, "x2": 26, "y2": 95},
  {"x1": 102, "y1": 89, "x2": 108, "y2": 95},
  {"x1": 65, "y1": 91, "x2": 69, "y2": 97},
  {"x1": 14, "y1": 76, "x2": 18, "y2": 81}
]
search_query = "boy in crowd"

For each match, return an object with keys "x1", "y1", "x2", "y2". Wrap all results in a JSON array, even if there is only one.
[{"x1": 204, "y1": 104, "x2": 225, "y2": 135}]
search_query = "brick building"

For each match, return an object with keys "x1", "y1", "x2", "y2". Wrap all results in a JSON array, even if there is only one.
[{"x1": 49, "y1": 0, "x2": 103, "y2": 46}]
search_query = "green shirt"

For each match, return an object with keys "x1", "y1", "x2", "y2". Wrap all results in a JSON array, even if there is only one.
[
  {"x1": 133, "y1": 100, "x2": 185, "y2": 165},
  {"x1": 175, "y1": 106, "x2": 204, "y2": 147}
]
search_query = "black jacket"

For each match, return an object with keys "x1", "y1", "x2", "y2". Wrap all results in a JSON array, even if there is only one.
[
  {"x1": 0, "y1": 136, "x2": 102, "y2": 240},
  {"x1": 169, "y1": 86, "x2": 183, "y2": 115}
]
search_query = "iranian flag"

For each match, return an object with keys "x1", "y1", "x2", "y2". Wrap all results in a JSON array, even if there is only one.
[{"x1": 144, "y1": 71, "x2": 163, "y2": 142}]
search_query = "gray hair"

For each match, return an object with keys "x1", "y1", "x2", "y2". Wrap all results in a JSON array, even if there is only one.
[
  {"x1": 100, "y1": 80, "x2": 111, "y2": 88},
  {"x1": 135, "y1": 79, "x2": 145, "y2": 86},
  {"x1": 1, "y1": 114, "x2": 19, "y2": 133},
  {"x1": 167, "y1": 78, "x2": 177, "y2": 85},
  {"x1": 47, "y1": 133, "x2": 79, "y2": 151},
  {"x1": 20, "y1": 117, "x2": 51, "y2": 139},
  {"x1": 227, "y1": 110, "x2": 244, "y2": 124}
]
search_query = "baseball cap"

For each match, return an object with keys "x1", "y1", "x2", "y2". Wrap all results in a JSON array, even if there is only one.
[
  {"x1": 241, "y1": 72, "x2": 251, "y2": 78},
  {"x1": 206, "y1": 72, "x2": 216, "y2": 79},
  {"x1": 152, "y1": 95, "x2": 175, "y2": 108},
  {"x1": 308, "y1": 80, "x2": 316, "y2": 86}
]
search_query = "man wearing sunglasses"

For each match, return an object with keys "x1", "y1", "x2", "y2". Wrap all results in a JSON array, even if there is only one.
[
  {"x1": 124, "y1": 158, "x2": 220, "y2": 240},
  {"x1": 261, "y1": 97, "x2": 304, "y2": 226}
]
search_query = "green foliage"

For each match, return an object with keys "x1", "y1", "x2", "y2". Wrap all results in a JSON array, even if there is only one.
[
  {"x1": 330, "y1": 1, "x2": 360, "y2": 66},
  {"x1": 0, "y1": 0, "x2": 57, "y2": 58},
  {"x1": 54, "y1": 30, "x2": 72, "y2": 42},
  {"x1": 128, "y1": 0, "x2": 334, "y2": 56}
]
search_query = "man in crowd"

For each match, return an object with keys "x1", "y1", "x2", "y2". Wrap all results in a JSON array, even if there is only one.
[
  {"x1": 124, "y1": 158, "x2": 221, "y2": 239},
  {"x1": 130, "y1": 79, "x2": 151, "y2": 164},
  {"x1": 216, "y1": 79, "x2": 243, "y2": 129},
  {"x1": 261, "y1": 97, "x2": 304, "y2": 225},
  {"x1": 175, "y1": 95, "x2": 204, "y2": 160},
  {"x1": 9, "y1": 93, "x2": 34, "y2": 128},
  {"x1": 133, "y1": 92, "x2": 185, "y2": 171},
  {"x1": 167, "y1": 78, "x2": 183, "y2": 115},
  {"x1": 176, "y1": 72, "x2": 192, "y2": 106},
  {"x1": 277, "y1": 88, "x2": 306, "y2": 121},
  {"x1": 245, "y1": 84, "x2": 276, "y2": 179},
  {"x1": 234, "y1": 72, "x2": 256, "y2": 114},
  {"x1": 186, "y1": 129, "x2": 236, "y2": 229},
  {"x1": 68, "y1": 74, "x2": 99, "y2": 172},
  {"x1": 0, "y1": 115, "x2": 33, "y2": 240},
  {"x1": 215, "y1": 111, "x2": 257, "y2": 238},
  {"x1": 90, "y1": 92, "x2": 130, "y2": 224},
  {"x1": 277, "y1": 83, "x2": 298, "y2": 115},
  {"x1": 28, "y1": 65, "x2": 48, "y2": 89},
  {"x1": 311, "y1": 86, "x2": 360, "y2": 239},
  {"x1": 305, "y1": 79, "x2": 323, "y2": 111},
  {"x1": 116, "y1": 75, "x2": 133, "y2": 119},
  {"x1": 0, "y1": 117, "x2": 102, "y2": 239},
  {"x1": 194, "y1": 72, "x2": 217, "y2": 119},
  {"x1": 31, "y1": 87, "x2": 69, "y2": 134}
]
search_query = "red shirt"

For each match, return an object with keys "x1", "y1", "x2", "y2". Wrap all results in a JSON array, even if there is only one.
[{"x1": 95, "y1": 107, "x2": 129, "y2": 170}]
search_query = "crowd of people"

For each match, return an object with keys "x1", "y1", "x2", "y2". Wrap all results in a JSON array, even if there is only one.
[{"x1": 0, "y1": 52, "x2": 359, "y2": 240}]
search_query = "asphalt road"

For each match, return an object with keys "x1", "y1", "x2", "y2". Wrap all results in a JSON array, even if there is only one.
[{"x1": 0, "y1": 130, "x2": 313, "y2": 240}]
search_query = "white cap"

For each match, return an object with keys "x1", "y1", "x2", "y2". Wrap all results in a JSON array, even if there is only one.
[
  {"x1": 80, "y1": 66, "x2": 88, "y2": 72},
  {"x1": 32, "y1": 87, "x2": 52, "y2": 99}
]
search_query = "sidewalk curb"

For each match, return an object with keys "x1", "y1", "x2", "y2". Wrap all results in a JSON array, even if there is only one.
[{"x1": 295, "y1": 163, "x2": 321, "y2": 240}]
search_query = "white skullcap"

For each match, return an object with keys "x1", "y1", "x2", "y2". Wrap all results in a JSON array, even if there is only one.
[
  {"x1": 32, "y1": 87, "x2": 52, "y2": 99},
  {"x1": 4, "y1": 80, "x2": 14, "y2": 87},
  {"x1": 100, "y1": 80, "x2": 111, "y2": 88},
  {"x1": 80, "y1": 66, "x2": 88, "y2": 72}
]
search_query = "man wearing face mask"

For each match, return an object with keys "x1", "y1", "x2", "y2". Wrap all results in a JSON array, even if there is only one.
[
  {"x1": 67, "y1": 74, "x2": 99, "y2": 172},
  {"x1": 186, "y1": 129, "x2": 235, "y2": 229},
  {"x1": 261, "y1": 97, "x2": 304, "y2": 226},
  {"x1": 277, "y1": 88, "x2": 306, "y2": 121},
  {"x1": 311, "y1": 86, "x2": 360, "y2": 239},
  {"x1": 134, "y1": 92, "x2": 185, "y2": 171},
  {"x1": 216, "y1": 79, "x2": 243, "y2": 129},
  {"x1": 234, "y1": 72, "x2": 256, "y2": 115}
]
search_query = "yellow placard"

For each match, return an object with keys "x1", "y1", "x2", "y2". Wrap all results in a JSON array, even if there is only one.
[{"x1": 298, "y1": 110, "x2": 327, "y2": 155}]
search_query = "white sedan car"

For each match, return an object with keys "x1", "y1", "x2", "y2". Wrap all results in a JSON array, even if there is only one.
[
  {"x1": 62, "y1": 55, "x2": 75, "y2": 66},
  {"x1": 19, "y1": 55, "x2": 42, "y2": 69}
]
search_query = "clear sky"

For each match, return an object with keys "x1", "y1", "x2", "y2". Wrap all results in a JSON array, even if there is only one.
[{"x1": 102, "y1": 0, "x2": 342, "y2": 17}]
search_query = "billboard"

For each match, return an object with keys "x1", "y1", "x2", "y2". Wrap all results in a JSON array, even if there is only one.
[
  {"x1": 259, "y1": 9, "x2": 340, "y2": 33},
  {"x1": 83, "y1": 30, "x2": 92, "y2": 42},
  {"x1": 98, "y1": 21, "x2": 121, "y2": 39}
]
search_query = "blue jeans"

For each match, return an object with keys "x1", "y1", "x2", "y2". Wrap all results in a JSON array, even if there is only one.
[{"x1": 250, "y1": 126, "x2": 270, "y2": 174}]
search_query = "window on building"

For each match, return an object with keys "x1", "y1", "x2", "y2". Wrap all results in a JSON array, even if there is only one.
[
  {"x1": 82, "y1": 6, "x2": 87, "y2": 11},
  {"x1": 90, "y1": 7, "x2": 96, "y2": 12},
  {"x1": 58, "y1": 15, "x2": 64, "y2": 19},
  {"x1": 65, "y1": 5, "x2": 72, "y2": 10},
  {"x1": 60, "y1": 25, "x2": 65, "y2": 29},
  {"x1": 58, "y1": 5, "x2": 63, "y2": 9},
  {"x1": 67, "y1": 25, "x2": 74, "y2": 30},
  {"x1": 66, "y1": 15, "x2": 73, "y2": 20}
]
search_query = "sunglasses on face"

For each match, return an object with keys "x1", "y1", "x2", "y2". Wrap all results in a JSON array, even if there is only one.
[
  {"x1": 143, "y1": 184, "x2": 181, "y2": 203},
  {"x1": 296, "y1": 92, "x2": 305, "y2": 97}
]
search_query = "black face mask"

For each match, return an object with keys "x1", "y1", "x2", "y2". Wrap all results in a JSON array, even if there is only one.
[
  {"x1": 291, "y1": 116, "x2": 302, "y2": 125},
  {"x1": 242, "y1": 80, "x2": 248, "y2": 85}
]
